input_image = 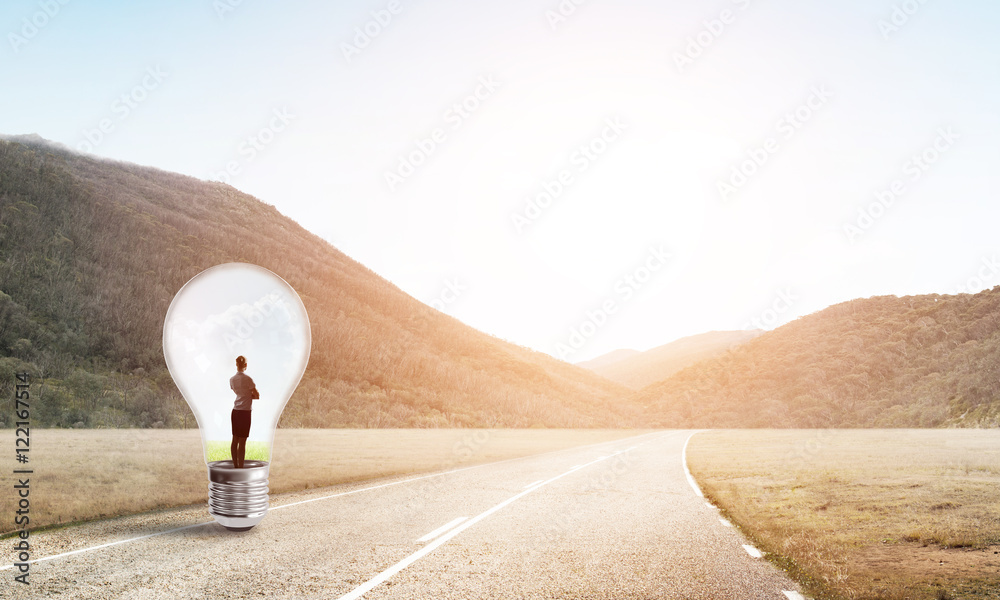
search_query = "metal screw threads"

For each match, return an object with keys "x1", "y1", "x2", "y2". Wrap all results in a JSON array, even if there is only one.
[{"x1": 207, "y1": 460, "x2": 270, "y2": 531}]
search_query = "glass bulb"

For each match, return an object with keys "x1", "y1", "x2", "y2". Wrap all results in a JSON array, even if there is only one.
[{"x1": 162, "y1": 263, "x2": 311, "y2": 531}]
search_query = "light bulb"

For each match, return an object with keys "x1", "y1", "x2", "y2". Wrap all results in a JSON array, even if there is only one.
[{"x1": 162, "y1": 263, "x2": 311, "y2": 531}]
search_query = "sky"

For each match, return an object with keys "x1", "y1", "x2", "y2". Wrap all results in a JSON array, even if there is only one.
[{"x1": 2, "y1": 0, "x2": 999, "y2": 362}]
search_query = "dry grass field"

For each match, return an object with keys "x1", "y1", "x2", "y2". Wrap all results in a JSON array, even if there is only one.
[
  {"x1": 0, "y1": 428, "x2": 647, "y2": 537},
  {"x1": 687, "y1": 430, "x2": 1000, "y2": 600}
]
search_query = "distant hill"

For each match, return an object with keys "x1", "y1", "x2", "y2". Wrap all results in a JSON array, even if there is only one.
[
  {"x1": 576, "y1": 349, "x2": 641, "y2": 371},
  {"x1": 0, "y1": 136, "x2": 636, "y2": 429},
  {"x1": 634, "y1": 292, "x2": 1000, "y2": 428},
  {"x1": 582, "y1": 331, "x2": 763, "y2": 390}
]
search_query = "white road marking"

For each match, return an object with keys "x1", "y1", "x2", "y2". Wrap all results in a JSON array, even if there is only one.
[
  {"x1": 682, "y1": 430, "x2": 705, "y2": 498},
  {"x1": 522, "y1": 479, "x2": 544, "y2": 489},
  {"x1": 416, "y1": 517, "x2": 468, "y2": 543},
  {"x1": 336, "y1": 447, "x2": 647, "y2": 600},
  {"x1": 705, "y1": 501, "x2": 714, "y2": 508},
  {"x1": 570, "y1": 464, "x2": 583, "y2": 470},
  {"x1": 0, "y1": 431, "x2": 668, "y2": 572},
  {"x1": 338, "y1": 456, "x2": 611, "y2": 599},
  {"x1": 742, "y1": 544, "x2": 763, "y2": 558},
  {"x1": 0, "y1": 463, "x2": 493, "y2": 573},
  {"x1": 0, "y1": 522, "x2": 210, "y2": 572},
  {"x1": 782, "y1": 591, "x2": 806, "y2": 600},
  {"x1": 719, "y1": 517, "x2": 732, "y2": 527},
  {"x1": 269, "y1": 466, "x2": 481, "y2": 513}
]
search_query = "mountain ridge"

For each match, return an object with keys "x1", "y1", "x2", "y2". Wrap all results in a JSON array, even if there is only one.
[
  {"x1": 0, "y1": 135, "x2": 636, "y2": 428},
  {"x1": 581, "y1": 330, "x2": 764, "y2": 389},
  {"x1": 576, "y1": 349, "x2": 641, "y2": 371}
]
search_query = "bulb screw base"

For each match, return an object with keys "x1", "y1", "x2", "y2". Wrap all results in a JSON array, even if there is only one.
[{"x1": 207, "y1": 460, "x2": 270, "y2": 531}]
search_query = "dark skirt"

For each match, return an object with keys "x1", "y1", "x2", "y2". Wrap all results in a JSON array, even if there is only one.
[{"x1": 231, "y1": 409, "x2": 252, "y2": 438}]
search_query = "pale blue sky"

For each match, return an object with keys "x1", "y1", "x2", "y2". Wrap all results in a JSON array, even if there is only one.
[{"x1": 3, "y1": 0, "x2": 999, "y2": 361}]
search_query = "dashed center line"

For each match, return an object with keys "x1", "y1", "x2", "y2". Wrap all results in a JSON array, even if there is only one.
[
  {"x1": 334, "y1": 443, "x2": 655, "y2": 600},
  {"x1": 416, "y1": 517, "x2": 468, "y2": 543}
]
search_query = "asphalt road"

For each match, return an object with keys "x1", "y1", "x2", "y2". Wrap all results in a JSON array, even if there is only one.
[{"x1": 5, "y1": 431, "x2": 806, "y2": 599}]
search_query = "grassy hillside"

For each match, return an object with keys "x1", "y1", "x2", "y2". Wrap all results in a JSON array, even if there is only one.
[
  {"x1": 635, "y1": 291, "x2": 1000, "y2": 427},
  {"x1": 576, "y1": 349, "x2": 641, "y2": 371},
  {"x1": 582, "y1": 330, "x2": 763, "y2": 389},
  {"x1": 0, "y1": 136, "x2": 636, "y2": 429}
]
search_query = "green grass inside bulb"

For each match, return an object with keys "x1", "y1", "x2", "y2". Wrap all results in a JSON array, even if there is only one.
[{"x1": 206, "y1": 440, "x2": 271, "y2": 462}]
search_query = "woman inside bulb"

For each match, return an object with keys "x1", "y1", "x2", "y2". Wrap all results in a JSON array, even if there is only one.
[{"x1": 230, "y1": 355, "x2": 259, "y2": 468}]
